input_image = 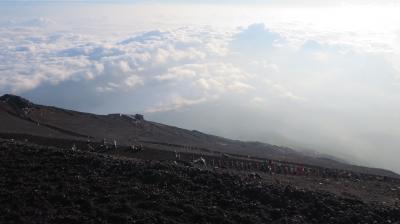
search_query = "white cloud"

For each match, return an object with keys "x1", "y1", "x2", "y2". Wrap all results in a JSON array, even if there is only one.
[
  {"x1": 146, "y1": 95, "x2": 207, "y2": 113},
  {"x1": 0, "y1": 17, "x2": 56, "y2": 28},
  {"x1": 264, "y1": 80, "x2": 306, "y2": 102},
  {"x1": 2, "y1": 6, "x2": 400, "y2": 173},
  {"x1": 0, "y1": 25, "x2": 232, "y2": 94},
  {"x1": 250, "y1": 60, "x2": 280, "y2": 73},
  {"x1": 230, "y1": 23, "x2": 285, "y2": 56},
  {"x1": 156, "y1": 62, "x2": 252, "y2": 94},
  {"x1": 156, "y1": 66, "x2": 197, "y2": 81},
  {"x1": 124, "y1": 75, "x2": 143, "y2": 88},
  {"x1": 250, "y1": 96, "x2": 265, "y2": 104}
]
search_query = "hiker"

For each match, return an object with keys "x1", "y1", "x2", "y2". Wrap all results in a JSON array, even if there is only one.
[
  {"x1": 193, "y1": 157, "x2": 206, "y2": 166},
  {"x1": 269, "y1": 160, "x2": 274, "y2": 173},
  {"x1": 130, "y1": 145, "x2": 140, "y2": 152},
  {"x1": 174, "y1": 150, "x2": 179, "y2": 159},
  {"x1": 86, "y1": 139, "x2": 91, "y2": 150},
  {"x1": 101, "y1": 138, "x2": 108, "y2": 150},
  {"x1": 86, "y1": 139, "x2": 94, "y2": 151},
  {"x1": 289, "y1": 164, "x2": 295, "y2": 175}
]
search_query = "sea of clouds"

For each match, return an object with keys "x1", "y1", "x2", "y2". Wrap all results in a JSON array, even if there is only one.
[{"x1": 1, "y1": 3, "x2": 400, "y2": 172}]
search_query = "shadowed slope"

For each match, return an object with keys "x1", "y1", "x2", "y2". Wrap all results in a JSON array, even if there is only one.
[{"x1": 0, "y1": 94, "x2": 398, "y2": 178}]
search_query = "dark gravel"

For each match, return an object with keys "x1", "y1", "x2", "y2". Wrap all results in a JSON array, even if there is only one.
[{"x1": 0, "y1": 139, "x2": 399, "y2": 224}]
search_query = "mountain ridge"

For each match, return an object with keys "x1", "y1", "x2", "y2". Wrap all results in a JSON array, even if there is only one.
[{"x1": 1, "y1": 94, "x2": 399, "y2": 178}]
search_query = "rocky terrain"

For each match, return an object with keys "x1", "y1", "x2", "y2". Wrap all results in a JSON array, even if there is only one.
[
  {"x1": 1, "y1": 94, "x2": 399, "y2": 178},
  {"x1": 1, "y1": 139, "x2": 399, "y2": 224},
  {"x1": 1, "y1": 94, "x2": 400, "y2": 223}
]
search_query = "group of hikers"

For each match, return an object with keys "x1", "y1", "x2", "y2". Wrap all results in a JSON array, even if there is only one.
[
  {"x1": 189, "y1": 156, "x2": 387, "y2": 181},
  {"x1": 166, "y1": 147, "x2": 362, "y2": 179},
  {"x1": 256, "y1": 160, "x2": 393, "y2": 181},
  {"x1": 79, "y1": 138, "x2": 144, "y2": 153},
  {"x1": 70, "y1": 139, "x2": 394, "y2": 182},
  {"x1": 260, "y1": 160, "x2": 347, "y2": 178}
]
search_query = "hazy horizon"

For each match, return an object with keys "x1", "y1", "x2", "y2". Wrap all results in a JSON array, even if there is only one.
[{"x1": 1, "y1": 0, "x2": 400, "y2": 173}]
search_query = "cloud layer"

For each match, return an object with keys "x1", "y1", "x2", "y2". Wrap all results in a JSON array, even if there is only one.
[{"x1": 1, "y1": 3, "x2": 400, "y2": 173}]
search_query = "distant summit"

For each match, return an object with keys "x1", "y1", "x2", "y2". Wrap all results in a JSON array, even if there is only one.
[
  {"x1": 133, "y1": 114, "x2": 144, "y2": 121},
  {"x1": 108, "y1": 113, "x2": 145, "y2": 121},
  {"x1": 0, "y1": 94, "x2": 34, "y2": 111}
]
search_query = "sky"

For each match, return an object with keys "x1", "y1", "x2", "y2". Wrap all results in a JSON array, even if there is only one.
[{"x1": 1, "y1": 0, "x2": 400, "y2": 173}]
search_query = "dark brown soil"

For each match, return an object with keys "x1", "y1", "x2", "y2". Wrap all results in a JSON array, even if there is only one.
[
  {"x1": 2, "y1": 94, "x2": 399, "y2": 179},
  {"x1": 1, "y1": 139, "x2": 399, "y2": 224}
]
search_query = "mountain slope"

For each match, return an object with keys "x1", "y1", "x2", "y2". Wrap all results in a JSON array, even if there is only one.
[{"x1": 1, "y1": 94, "x2": 399, "y2": 178}]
